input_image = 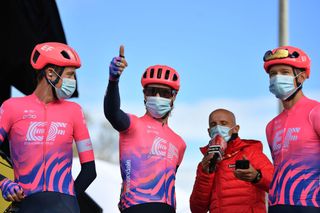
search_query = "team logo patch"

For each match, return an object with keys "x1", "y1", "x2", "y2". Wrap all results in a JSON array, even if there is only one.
[
  {"x1": 150, "y1": 136, "x2": 178, "y2": 160},
  {"x1": 26, "y1": 121, "x2": 67, "y2": 142}
]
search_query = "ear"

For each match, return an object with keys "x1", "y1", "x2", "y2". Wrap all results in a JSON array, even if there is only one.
[
  {"x1": 45, "y1": 67, "x2": 55, "y2": 80},
  {"x1": 170, "y1": 93, "x2": 177, "y2": 107},
  {"x1": 233, "y1": 125, "x2": 240, "y2": 133},
  {"x1": 207, "y1": 127, "x2": 211, "y2": 137},
  {"x1": 143, "y1": 90, "x2": 147, "y2": 101},
  {"x1": 298, "y1": 71, "x2": 307, "y2": 84},
  {"x1": 172, "y1": 93, "x2": 177, "y2": 101}
]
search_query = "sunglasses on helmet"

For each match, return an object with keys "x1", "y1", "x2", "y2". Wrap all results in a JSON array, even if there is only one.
[
  {"x1": 263, "y1": 49, "x2": 300, "y2": 62},
  {"x1": 144, "y1": 87, "x2": 176, "y2": 98}
]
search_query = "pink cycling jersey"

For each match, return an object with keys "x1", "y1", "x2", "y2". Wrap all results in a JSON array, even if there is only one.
[
  {"x1": 266, "y1": 96, "x2": 320, "y2": 207},
  {"x1": 118, "y1": 114, "x2": 186, "y2": 211},
  {"x1": 0, "y1": 93, "x2": 94, "y2": 197}
]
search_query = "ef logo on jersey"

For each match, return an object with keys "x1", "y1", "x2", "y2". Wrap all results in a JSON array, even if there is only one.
[
  {"x1": 150, "y1": 136, "x2": 178, "y2": 160},
  {"x1": 272, "y1": 127, "x2": 301, "y2": 152},
  {"x1": 26, "y1": 121, "x2": 67, "y2": 142}
]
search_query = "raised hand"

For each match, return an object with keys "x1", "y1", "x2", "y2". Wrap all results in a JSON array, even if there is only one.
[{"x1": 109, "y1": 45, "x2": 128, "y2": 80}]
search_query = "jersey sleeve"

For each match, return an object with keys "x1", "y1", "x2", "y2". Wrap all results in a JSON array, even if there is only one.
[
  {"x1": 73, "y1": 104, "x2": 95, "y2": 164},
  {"x1": 0, "y1": 101, "x2": 12, "y2": 144},
  {"x1": 265, "y1": 120, "x2": 274, "y2": 153},
  {"x1": 309, "y1": 104, "x2": 320, "y2": 136},
  {"x1": 177, "y1": 140, "x2": 186, "y2": 166}
]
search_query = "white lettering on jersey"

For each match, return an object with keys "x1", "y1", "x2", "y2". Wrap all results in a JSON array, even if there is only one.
[
  {"x1": 22, "y1": 110, "x2": 37, "y2": 119},
  {"x1": 272, "y1": 127, "x2": 300, "y2": 152},
  {"x1": 125, "y1": 160, "x2": 131, "y2": 193}
]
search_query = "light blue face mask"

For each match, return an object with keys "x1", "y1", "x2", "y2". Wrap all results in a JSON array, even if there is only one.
[
  {"x1": 145, "y1": 96, "x2": 172, "y2": 118},
  {"x1": 55, "y1": 78, "x2": 76, "y2": 99},
  {"x1": 209, "y1": 125, "x2": 235, "y2": 142},
  {"x1": 269, "y1": 74, "x2": 301, "y2": 100},
  {"x1": 48, "y1": 70, "x2": 77, "y2": 100}
]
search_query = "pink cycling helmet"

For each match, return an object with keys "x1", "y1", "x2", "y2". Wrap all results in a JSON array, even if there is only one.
[
  {"x1": 263, "y1": 46, "x2": 311, "y2": 77},
  {"x1": 141, "y1": 65, "x2": 180, "y2": 91},
  {"x1": 30, "y1": 42, "x2": 81, "y2": 70}
]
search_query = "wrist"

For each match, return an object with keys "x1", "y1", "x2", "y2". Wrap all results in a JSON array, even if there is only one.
[
  {"x1": 109, "y1": 76, "x2": 119, "y2": 81},
  {"x1": 252, "y1": 170, "x2": 262, "y2": 184},
  {"x1": 0, "y1": 178, "x2": 9, "y2": 189}
]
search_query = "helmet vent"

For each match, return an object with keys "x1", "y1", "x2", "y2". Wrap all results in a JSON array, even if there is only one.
[
  {"x1": 165, "y1": 70, "x2": 170, "y2": 80},
  {"x1": 150, "y1": 68, "x2": 155, "y2": 78},
  {"x1": 60, "y1": 50, "x2": 71, "y2": 59},
  {"x1": 291, "y1": 51, "x2": 300, "y2": 58},
  {"x1": 32, "y1": 50, "x2": 40, "y2": 63},
  {"x1": 173, "y1": 74, "x2": 178, "y2": 81},
  {"x1": 157, "y1": 68, "x2": 162, "y2": 79},
  {"x1": 143, "y1": 71, "x2": 147, "y2": 78}
]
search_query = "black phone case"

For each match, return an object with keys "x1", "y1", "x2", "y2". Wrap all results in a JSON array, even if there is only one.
[{"x1": 235, "y1": 160, "x2": 249, "y2": 169}]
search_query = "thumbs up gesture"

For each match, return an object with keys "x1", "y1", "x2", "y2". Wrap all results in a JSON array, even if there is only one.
[{"x1": 109, "y1": 45, "x2": 128, "y2": 81}]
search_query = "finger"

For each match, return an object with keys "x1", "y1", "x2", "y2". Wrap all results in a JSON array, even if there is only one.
[
  {"x1": 17, "y1": 190, "x2": 25, "y2": 200},
  {"x1": 205, "y1": 153, "x2": 214, "y2": 159},
  {"x1": 236, "y1": 169, "x2": 251, "y2": 174},
  {"x1": 5, "y1": 193, "x2": 14, "y2": 202},
  {"x1": 11, "y1": 193, "x2": 21, "y2": 202},
  {"x1": 115, "y1": 61, "x2": 127, "y2": 68},
  {"x1": 13, "y1": 186, "x2": 24, "y2": 201},
  {"x1": 110, "y1": 64, "x2": 123, "y2": 72},
  {"x1": 233, "y1": 170, "x2": 240, "y2": 179},
  {"x1": 112, "y1": 57, "x2": 122, "y2": 64},
  {"x1": 122, "y1": 58, "x2": 128, "y2": 67},
  {"x1": 116, "y1": 61, "x2": 122, "y2": 67},
  {"x1": 242, "y1": 155, "x2": 247, "y2": 160},
  {"x1": 112, "y1": 57, "x2": 127, "y2": 67},
  {"x1": 119, "y1": 45, "x2": 125, "y2": 58}
]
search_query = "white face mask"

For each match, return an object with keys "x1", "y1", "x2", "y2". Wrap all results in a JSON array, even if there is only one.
[
  {"x1": 145, "y1": 96, "x2": 172, "y2": 118},
  {"x1": 269, "y1": 73, "x2": 302, "y2": 100},
  {"x1": 209, "y1": 125, "x2": 235, "y2": 142}
]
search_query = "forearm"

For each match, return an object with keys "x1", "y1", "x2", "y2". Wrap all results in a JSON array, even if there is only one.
[
  {"x1": 251, "y1": 154, "x2": 274, "y2": 192},
  {"x1": 254, "y1": 165, "x2": 273, "y2": 192},
  {"x1": 103, "y1": 80, "x2": 130, "y2": 131},
  {"x1": 74, "y1": 161, "x2": 96, "y2": 195}
]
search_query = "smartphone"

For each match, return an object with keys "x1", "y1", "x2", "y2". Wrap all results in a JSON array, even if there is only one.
[{"x1": 235, "y1": 160, "x2": 249, "y2": 169}]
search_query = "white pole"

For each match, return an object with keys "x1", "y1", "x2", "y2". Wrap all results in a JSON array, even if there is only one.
[{"x1": 278, "y1": 0, "x2": 289, "y2": 112}]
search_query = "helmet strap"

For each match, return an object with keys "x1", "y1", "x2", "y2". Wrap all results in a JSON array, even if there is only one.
[
  {"x1": 44, "y1": 66, "x2": 65, "y2": 99},
  {"x1": 284, "y1": 68, "x2": 303, "y2": 101},
  {"x1": 45, "y1": 67, "x2": 65, "y2": 86}
]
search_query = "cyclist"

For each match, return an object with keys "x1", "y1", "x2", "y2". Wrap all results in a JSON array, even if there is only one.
[
  {"x1": 263, "y1": 46, "x2": 320, "y2": 212},
  {"x1": 104, "y1": 45, "x2": 186, "y2": 213},
  {"x1": 0, "y1": 42, "x2": 96, "y2": 212}
]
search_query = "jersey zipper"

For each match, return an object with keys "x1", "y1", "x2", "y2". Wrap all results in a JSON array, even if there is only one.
[
  {"x1": 43, "y1": 104, "x2": 48, "y2": 191},
  {"x1": 163, "y1": 126, "x2": 168, "y2": 205}
]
